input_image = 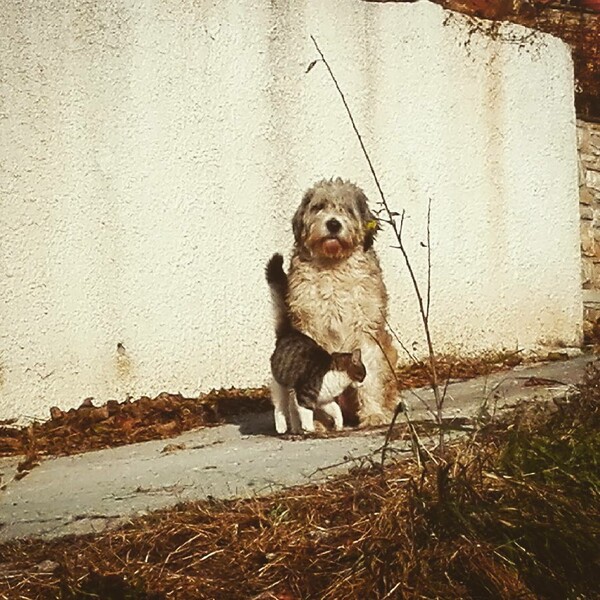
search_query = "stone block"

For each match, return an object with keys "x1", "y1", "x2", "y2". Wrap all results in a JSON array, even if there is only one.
[
  {"x1": 581, "y1": 222, "x2": 595, "y2": 256},
  {"x1": 580, "y1": 186, "x2": 593, "y2": 205},
  {"x1": 592, "y1": 261, "x2": 600, "y2": 289},
  {"x1": 582, "y1": 310, "x2": 600, "y2": 344},
  {"x1": 581, "y1": 257, "x2": 592, "y2": 287},
  {"x1": 583, "y1": 318, "x2": 594, "y2": 342},
  {"x1": 578, "y1": 121, "x2": 600, "y2": 156},
  {"x1": 584, "y1": 302, "x2": 600, "y2": 316},
  {"x1": 586, "y1": 169, "x2": 600, "y2": 192},
  {"x1": 576, "y1": 129, "x2": 583, "y2": 150},
  {"x1": 578, "y1": 122, "x2": 591, "y2": 152},
  {"x1": 581, "y1": 154, "x2": 599, "y2": 169},
  {"x1": 582, "y1": 289, "x2": 600, "y2": 305},
  {"x1": 578, "y1": 158, "x2": 586, "y2": 184},
  {"x1": 584, "y1": 306, "x2": 600, "y2": 324},
  {"x1": 584, "y1": 304, "x2": 600, "y2": 327},
  {"x1": 589, "y1": 131, "x2": 600, "y2": 156},
  {"x1": 580, "y1": 204, "x2": 593, "y2": 220}
]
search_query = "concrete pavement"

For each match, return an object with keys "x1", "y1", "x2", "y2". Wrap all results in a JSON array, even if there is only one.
[{"x1": 0, "y1": 354, "x2": 593, "y2": 541}]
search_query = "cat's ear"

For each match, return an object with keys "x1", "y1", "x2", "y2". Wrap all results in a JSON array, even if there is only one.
[{"x1": 351, "y1": 348, "x2": 362, "y2": 365}]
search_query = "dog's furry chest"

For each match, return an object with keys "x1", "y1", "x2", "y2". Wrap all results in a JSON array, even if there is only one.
[{"x1": 287, "y1": 252, "x2": 386, "y2": 352}]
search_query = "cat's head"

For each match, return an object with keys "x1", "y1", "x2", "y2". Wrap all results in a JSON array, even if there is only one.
[{"x1": 331, "y1": 348, "x2": 366, "y2": 384}]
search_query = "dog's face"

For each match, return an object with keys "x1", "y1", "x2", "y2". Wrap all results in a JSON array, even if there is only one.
[{"x1": 292, "y1": 179, "x2": 379, "y2": 260}]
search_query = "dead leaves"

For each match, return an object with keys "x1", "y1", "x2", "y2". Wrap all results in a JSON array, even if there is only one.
[{"x1": 0, "y1": 388, "x2": 271, "y2": 459}]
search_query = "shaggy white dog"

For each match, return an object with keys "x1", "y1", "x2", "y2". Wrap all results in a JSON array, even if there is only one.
[{"x1": 286, "y1": 178, "x2": 398, "y2": 426}]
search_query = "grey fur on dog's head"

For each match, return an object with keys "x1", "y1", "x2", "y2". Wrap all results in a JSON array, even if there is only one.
[
  {"x1": 286, "y1": 178, "x2": 398, "y2": 426},
  {"x1": 292, "y1": 178, "x2": 379, "y2": 260}
]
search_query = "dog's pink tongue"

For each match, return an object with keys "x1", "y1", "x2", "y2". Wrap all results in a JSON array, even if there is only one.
[{"x1": 323, "y1": 239, "x2": 343, "y2": 255}]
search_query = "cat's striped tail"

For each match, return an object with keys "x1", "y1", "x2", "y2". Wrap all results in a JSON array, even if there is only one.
[{"x1": 265, "y1": 253, "x2": 292, "y2": 338}]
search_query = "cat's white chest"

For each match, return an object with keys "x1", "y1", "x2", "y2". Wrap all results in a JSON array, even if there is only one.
[{"x1": 319, "y1": 371, "x2": 351, "y2": 403}]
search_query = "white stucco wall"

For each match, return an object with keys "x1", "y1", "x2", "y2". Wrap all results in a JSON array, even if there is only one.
[{"x1": 0, "y1": 0, "x2": 581, "y2": 419}]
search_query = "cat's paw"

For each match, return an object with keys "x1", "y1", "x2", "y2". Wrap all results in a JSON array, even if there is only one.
[
  {"x1": 298, "y1": 406, "x2": 315, "y2": 432},
  {"x1": 274, "y1": 411, "x2": 288, "y2": 435},
  {"x1": 302, "y1": 420, "x2": 315, "y2": 433}
]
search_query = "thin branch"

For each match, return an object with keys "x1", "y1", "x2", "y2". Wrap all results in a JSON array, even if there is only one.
[
  {"x1": 381, "y1": 401, "x2": 405, "y2": 469},
  {"x1": 310, "y1": 35, "x2": 445, "y2": 452},
  {"x1": 397, "y1": 209, "x2": 406, "y2": 237},
  {"x1": 367, "y1": 332, "x2": 437, "y2": 467},
  {"x1": 366, "y1": 331, "x2": 436, "y2": 422},
  {"x1": 385, "y1": 318, "x2": 419, "y2": 365},
  {"x1": 404, "y1": 387, "x2": 439, "y2": 423},
  {"x1": 426, "y1": 197, "x2": 432, "y2": 321},
  {"x1": 440, "y1": 363, "x2": 454, "y2": 407},
  {"x1": 310, "y1": 35, "x2": 387, "y2": 210},
  {"x1": 394, "y1": 207, "x2": 444, "y2": 449}
]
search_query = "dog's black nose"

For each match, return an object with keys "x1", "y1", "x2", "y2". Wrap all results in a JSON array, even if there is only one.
[{"x1": 326, "y1": 218, "x2": 342, "y2": 234}]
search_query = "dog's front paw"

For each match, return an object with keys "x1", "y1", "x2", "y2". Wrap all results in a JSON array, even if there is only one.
[{"x1": 358, "y1": 411, "x2": 390, "y2": 428}]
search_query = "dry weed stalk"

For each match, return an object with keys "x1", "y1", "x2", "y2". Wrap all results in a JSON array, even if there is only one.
[{"x1": 309, "y1": 35, "x2": 445, "y2": 452}]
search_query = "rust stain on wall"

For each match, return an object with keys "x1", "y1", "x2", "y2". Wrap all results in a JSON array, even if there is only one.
[{"x1": 482, "y1": 47, "x2": 510, "y2": 272}]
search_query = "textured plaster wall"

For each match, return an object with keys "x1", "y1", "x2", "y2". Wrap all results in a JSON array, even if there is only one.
[{"x1": 0, "y1": 0, "x2": 582, "y2": 419}]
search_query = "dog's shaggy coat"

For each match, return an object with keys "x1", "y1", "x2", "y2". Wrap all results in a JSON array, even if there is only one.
[{"x1": 286, "y1": 178, "x2": 398, "y2": 425}]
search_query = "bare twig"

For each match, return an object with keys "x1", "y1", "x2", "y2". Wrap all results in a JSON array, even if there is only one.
[
  {"x1": 367, "y1": 332, "x2": 438, "y2": 468},
  {"x1": 309, "y1": 36, "x2": 387, "y2": 210},
  {"x1": 368, "y1": 329, "x2": 438, "y2": 422},
  {"x1": 381, "y1": 401, "x2": 404, "y2": 468},
  {"x1": 310, "y1": 35, "x2": 445, "y2": 451},
  {"x1": 385, "y1": 318, "x2": 419, "y2": 365},
  {"x1": 440, "y1": 363, "x2": 454, "y2": 407},
  {"x1": 426, "y1": 197, "x2": 432, "y2": 320}
]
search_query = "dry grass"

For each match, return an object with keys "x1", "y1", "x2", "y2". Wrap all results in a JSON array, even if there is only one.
[{"x1": 1, "y1": 363, "x2": 598, "y2": 599}]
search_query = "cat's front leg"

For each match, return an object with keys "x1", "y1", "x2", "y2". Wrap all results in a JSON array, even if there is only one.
[
  {"x1": 295, "y1": 387, "x2": 315, "y2": 433},
  {"x1": 320, "y1": 400, "x2": 343, "y2": 431},
  {"x1": 270, "y1": 379, "x2": 290, "y2": 434},
  {"x1": 297, "y1": 405, "x2": 315, "y2": 432},
  {"x1": 287, "y1": 393, "x2": 314, "y2": 434},
  {"x1": 274, "y1": 408, "x2": 288, "y2": 435}
]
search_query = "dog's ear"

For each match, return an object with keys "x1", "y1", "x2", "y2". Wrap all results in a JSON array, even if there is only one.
[
  {"x1": 356, "y1": 190, "x2": 379, "y2": 250},
  {"x1": 292, "y1": 189, "x2": 314, "y2": 245}
]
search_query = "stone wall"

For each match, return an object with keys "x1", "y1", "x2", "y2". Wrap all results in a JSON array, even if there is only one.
[{"x1": 579, "y1": 120, "x2": 600, "y2": 342}]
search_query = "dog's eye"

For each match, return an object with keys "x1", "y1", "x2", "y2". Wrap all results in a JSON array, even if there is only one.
[
  {"x1": 311, "y1": 202, "x2": 326, "y2": 212},
  {"x1": 347, "y1": 207, "x2": 355, "y2": 218}
]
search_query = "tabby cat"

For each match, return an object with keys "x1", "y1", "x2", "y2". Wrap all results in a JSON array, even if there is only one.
[{"x1": 266, "y1": 253, "x2": 366, "y2": 434}]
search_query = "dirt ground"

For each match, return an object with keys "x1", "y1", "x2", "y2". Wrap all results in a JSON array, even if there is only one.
[{"x1": 0, "y1": 363, "x2": 598, "y2": 599}]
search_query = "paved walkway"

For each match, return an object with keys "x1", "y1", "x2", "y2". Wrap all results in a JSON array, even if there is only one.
[{"x1": 0, "y1": 354, "x2": 593, "y2": 541}]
